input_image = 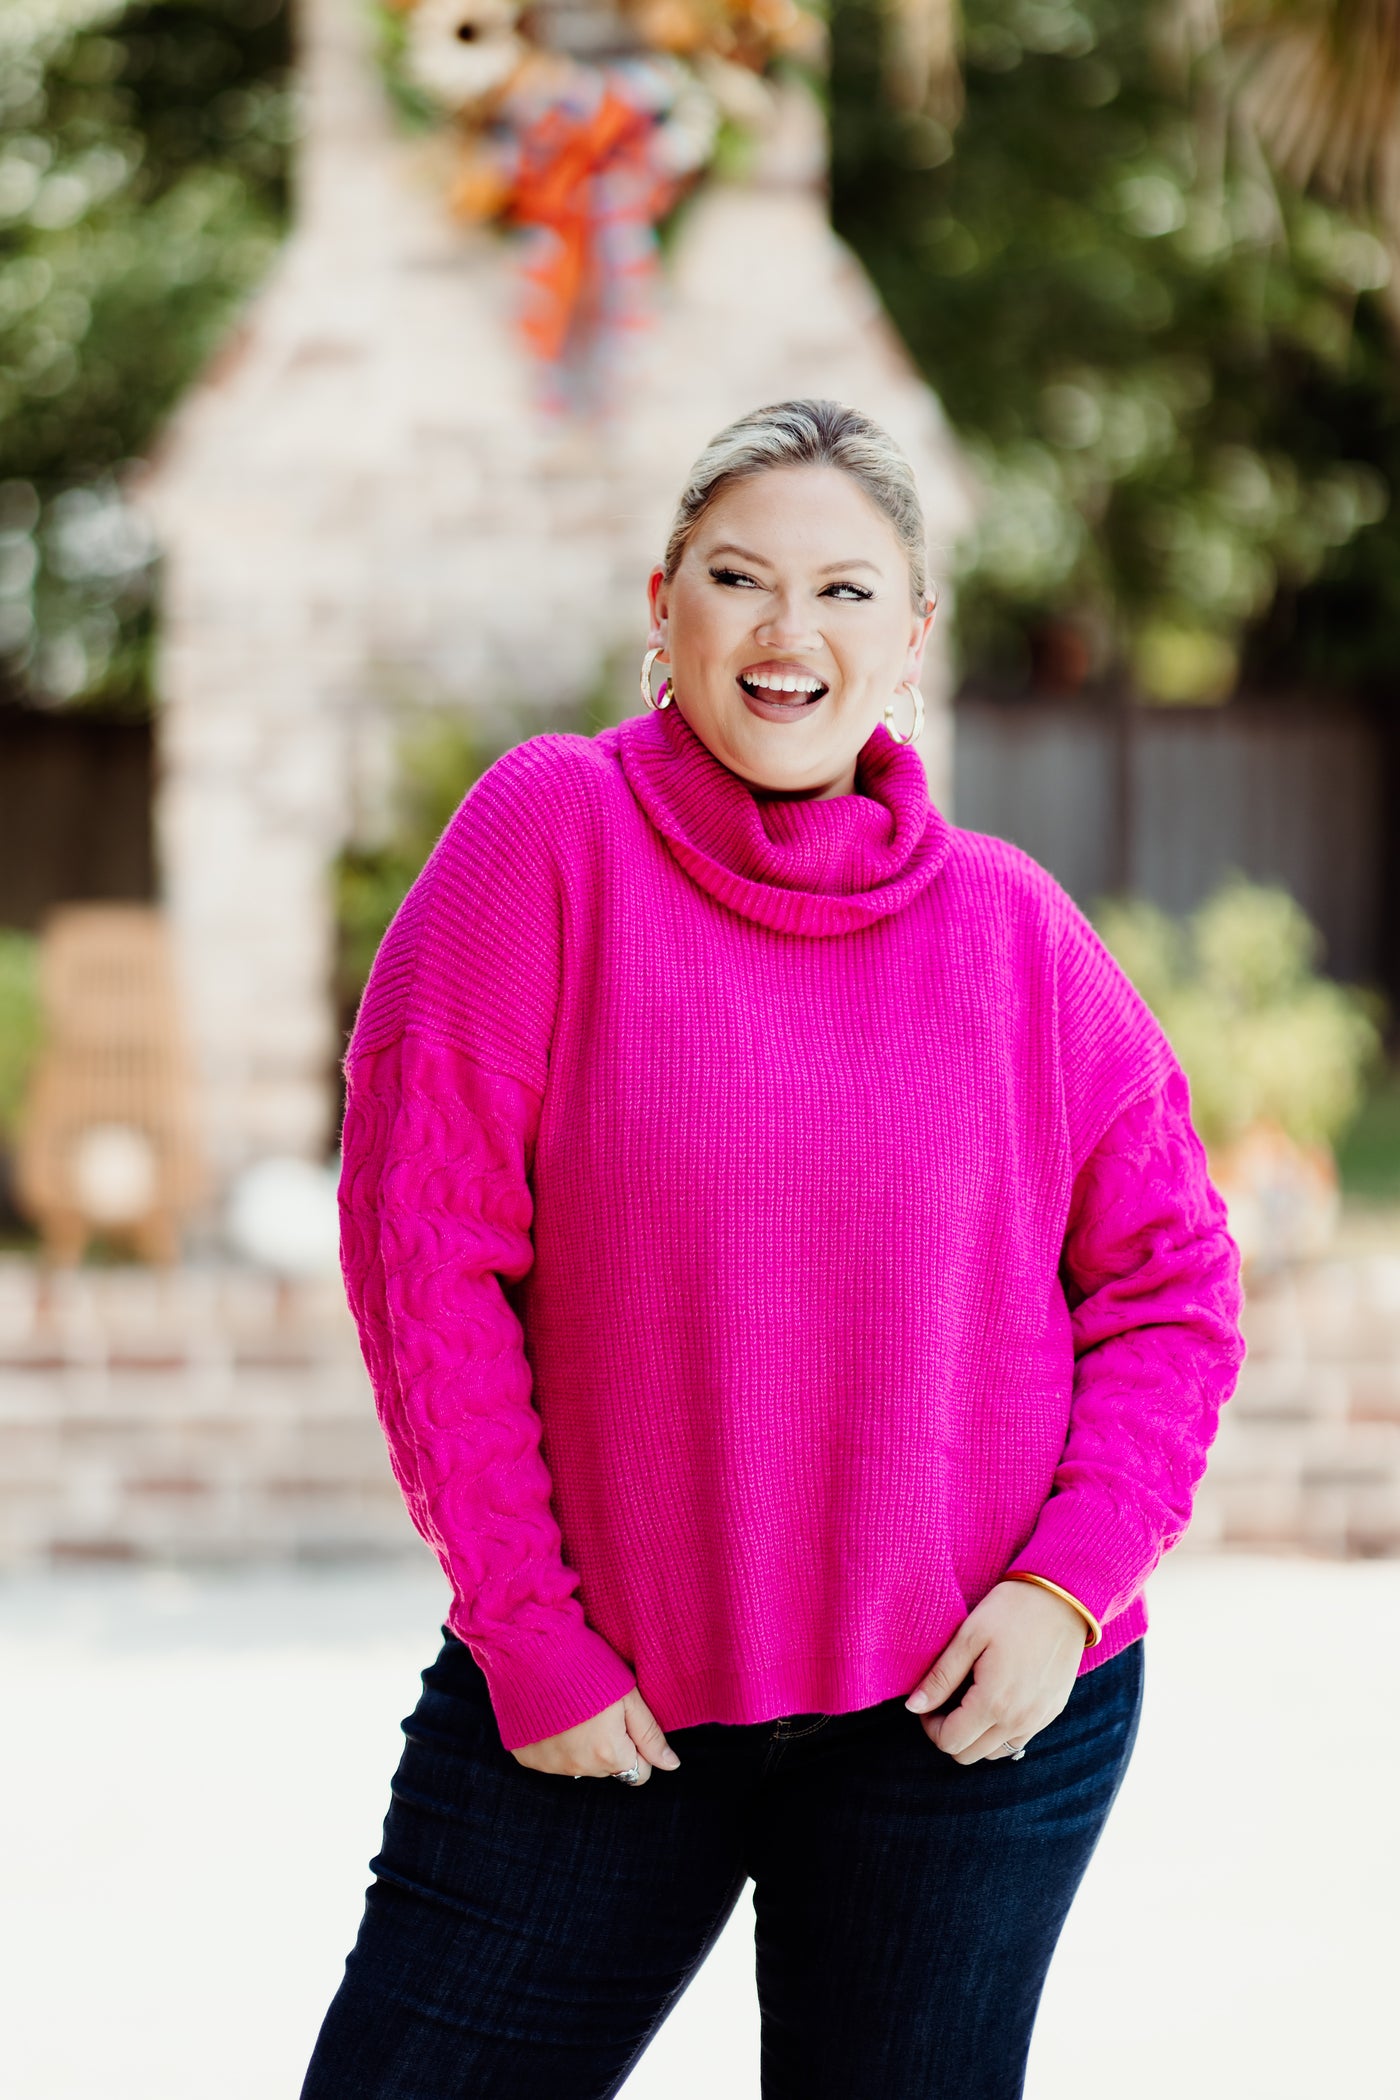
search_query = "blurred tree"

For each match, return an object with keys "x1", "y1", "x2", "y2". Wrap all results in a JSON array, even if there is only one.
[
  {"x1": 333, "y1": 717, "x2": 489, "y2": 1045},
  {"x1": 0, "y1": 0, "x2": 296, "y2": 715},
  {"x1": 7, "y1": 0, "x2": 1400, "y2": 717},
  {"x1": 832, "y1": 0, "x2": 1400, "y2": 699},
  {"x1": 1175, "y1": 0, "x2": 1400, "y2": 311},
  {"x1": 1094, "y1": 877, "x2": 1384, "y2": 1149}
]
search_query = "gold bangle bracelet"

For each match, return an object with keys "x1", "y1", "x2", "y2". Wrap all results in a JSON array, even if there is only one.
[{"x1": 1003, "y1": 1572, "x2": 1103, "y2": 1647}]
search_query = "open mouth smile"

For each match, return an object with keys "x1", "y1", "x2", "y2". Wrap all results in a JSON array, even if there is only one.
[{"x1": 737, "y1": 662, "x2": 830, "y2": 712}]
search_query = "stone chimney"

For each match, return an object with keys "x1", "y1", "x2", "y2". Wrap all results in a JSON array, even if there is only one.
[{"x1": 131, "y1": 0, "x2": 976, "y2": 1193}]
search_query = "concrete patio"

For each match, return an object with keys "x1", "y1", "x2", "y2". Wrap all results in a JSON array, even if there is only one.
[{"x1": 1, "y1": 1549, "x2": 1396, "y2": 2099}]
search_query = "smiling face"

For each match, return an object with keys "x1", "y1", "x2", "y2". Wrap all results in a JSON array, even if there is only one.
[{"x1": 647, "y1": 464, "x2": 936, "y2": 801}]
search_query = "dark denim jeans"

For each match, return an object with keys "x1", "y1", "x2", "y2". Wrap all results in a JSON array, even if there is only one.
[{"x1": 300, "y1": 1627, "x2": 1144, "y2": 2100}]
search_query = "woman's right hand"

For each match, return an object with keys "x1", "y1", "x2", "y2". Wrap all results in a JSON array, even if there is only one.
[{"x1": 509, "y1": 1688, "x2": 682, "y2": 1783}]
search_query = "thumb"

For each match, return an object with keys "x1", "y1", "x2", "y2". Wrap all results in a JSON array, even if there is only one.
[
  {"x1": 905, "y1": 1621, "x2": 983, "y2": 1714},
  {"x1": 624, "y1": 1691, "x2": 681, "y2": 1771}
]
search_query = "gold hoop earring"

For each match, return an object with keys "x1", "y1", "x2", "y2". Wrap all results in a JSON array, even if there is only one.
[
  {"x1": 640, "y1": 647, "x2": 673, "y2": 711},
  {"x1": 883, "y1": 681, "x2": 923, "y2": 745}
]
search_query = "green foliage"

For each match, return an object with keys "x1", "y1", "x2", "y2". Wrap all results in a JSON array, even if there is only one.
[
  {"x1": 1334, "y1": 1069, "x2": 1400, "y2": 1201},
  {"x1": 0, "y1": 0, "x2": 296, "y2": 713},
  {"x1": 1093, "y1": 878, "x2": 1385, "y2": 1150},
  {"x1": 369, "y1": 0, "x2": 438, "y2": 133},
  {"x1": 8, "y1": 0, "x2": 1399, "y2": 716},
  {"x1": 334, "y1": 717, "x2": 492, "y2": 1037},
  {"x1": 829, "y1": 0, "x2": 1400, "y2": 698},
  {"x1": 0, "y1": 930, "x2": 42, "y2": 1139}
]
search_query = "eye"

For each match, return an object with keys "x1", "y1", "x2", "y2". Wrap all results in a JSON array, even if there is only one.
[
  {"x1": 820, "y1": 581, "x2": 874, "y2": 601},
  {"x1": 709, "y1": 566, "x2": 760, "y2": 589}
]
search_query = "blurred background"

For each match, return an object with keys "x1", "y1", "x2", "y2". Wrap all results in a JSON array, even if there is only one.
[{"x1": 2, "y1": 0, "x2": 1400, "y2": 2094}]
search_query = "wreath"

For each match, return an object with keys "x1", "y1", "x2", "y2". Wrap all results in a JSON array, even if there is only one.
[{"x1": 375, "y1": 0, "x2": 826, "y2": 394}]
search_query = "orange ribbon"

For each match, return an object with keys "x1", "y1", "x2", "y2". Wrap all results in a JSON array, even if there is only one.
[{"x1": 507, "y1": 87, "x2": 674, "y2": 364}]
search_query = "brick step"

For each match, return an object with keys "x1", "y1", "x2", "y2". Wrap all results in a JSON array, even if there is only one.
[
  {"x1": 0, "y1": 1257, "x2": 418, "y2": 1569},
  {"x1": 0, "y1": 1259, "x2": 354, "y2": 1364},
  {"x1": 1188, "y1": 1211, "x2": 1400, "y2": 1558},
  {"x1": 4, "y1": 1219, "x2": 1400, "y2": 1567}
]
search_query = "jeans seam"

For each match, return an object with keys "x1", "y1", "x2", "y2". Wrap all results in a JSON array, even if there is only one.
[{"x1": 780, "y1": 1715, "x2": 831, "y2": 1739}]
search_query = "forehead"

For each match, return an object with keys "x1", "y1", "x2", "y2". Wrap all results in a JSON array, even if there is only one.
[{"x1": 692, "y1": 464, "x2": 903, "y2": 568}]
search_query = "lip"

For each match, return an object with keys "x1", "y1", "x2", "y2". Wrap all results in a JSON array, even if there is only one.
[{"x1": 736, "y1": 659, "x2": 830, "y2": 722}]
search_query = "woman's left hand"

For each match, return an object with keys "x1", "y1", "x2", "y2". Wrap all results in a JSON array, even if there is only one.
[{"x1": 904, "y1": 1581, "x2": 1090, "y2": 1764}]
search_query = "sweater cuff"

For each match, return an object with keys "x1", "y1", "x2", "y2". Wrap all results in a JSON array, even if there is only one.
[
  {"x1": 448, "y1": 1608, "x2": 639, "y2": 1753},
  {"x1": 1003, "y1": 1490, "x2": 1154, "y2": 1637}
]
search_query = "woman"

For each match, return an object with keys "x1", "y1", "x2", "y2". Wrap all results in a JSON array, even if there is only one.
[{"x1": 301, "y1": 398, "x2": 1245, "y2": 2100}]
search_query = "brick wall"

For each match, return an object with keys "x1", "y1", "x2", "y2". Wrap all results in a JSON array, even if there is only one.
[
  {"x1": 0, "y1": 1259, "x2": 417, "y2": 1569},
  {"x1": 1184, "y1": 1209, "x2": 1400, "y2": 1559},
  {"x1": 3, "y1": 1214, "x2": 1399, "y2": 1572}
]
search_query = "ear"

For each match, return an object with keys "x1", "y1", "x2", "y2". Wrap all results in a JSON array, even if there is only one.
[
  {"x1": 900, "y1": 589, "x2": 938, "y2": 686},
  {"x1": 646, "y1": 567, "x2": 669, "y2": 652}
]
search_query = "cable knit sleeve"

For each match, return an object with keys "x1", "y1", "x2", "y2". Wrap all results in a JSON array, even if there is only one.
[
  {"x1": 338, "y1": 739, "x2": 639, "y2": 1752},
  {"x1": 1003, "y1": 1064, "x2": 1247, "y2": 1629}
]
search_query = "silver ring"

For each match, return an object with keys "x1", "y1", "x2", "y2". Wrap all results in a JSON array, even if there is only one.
[
  {"x1": 572, "y1": 1757, "x2": 643, "y2": 1783},
  {"x1": 1002, "y1": 1741, "x2": 1027, "y2": 1761}
]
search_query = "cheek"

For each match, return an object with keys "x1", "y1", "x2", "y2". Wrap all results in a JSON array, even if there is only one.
[
  {"x1": 675, "y1": 587, "x2": 747, "y2": 666},
  {"x1": 832, "y1": 614, "x2": 911, "y2": 685},
  {"x1": 860, "y1": 613, "x2": 915, "y2": 676}
]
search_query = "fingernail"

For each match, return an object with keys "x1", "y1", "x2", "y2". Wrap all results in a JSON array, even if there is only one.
[
  {"x1": 660, "y1": 1750, "x2": 681, "y2": 1769},
  {"x1": 906, "y1": 1691, "x2": 929, "y2": 1712}
]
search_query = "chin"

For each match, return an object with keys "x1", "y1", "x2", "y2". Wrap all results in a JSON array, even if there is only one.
[{"x1": 743, "y1": 746, "x2": 853, "y2": 801}]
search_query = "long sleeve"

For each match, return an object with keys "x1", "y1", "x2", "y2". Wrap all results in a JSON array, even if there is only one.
[
  {"x1": 338, "y1": 738, "x2": 638, "y2": 1751},
  {"x1": 340, "y1": 1033, "x2": 638, "y2": 1750},
  {"x1": 1004, "y1": 1065, "x2": 1247, "y2": 1627}
]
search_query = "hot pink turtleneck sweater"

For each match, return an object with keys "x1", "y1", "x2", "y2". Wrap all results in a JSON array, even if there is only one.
[{"x1": 339, "y1": 700, "x2": 1245, "y2": 1751}]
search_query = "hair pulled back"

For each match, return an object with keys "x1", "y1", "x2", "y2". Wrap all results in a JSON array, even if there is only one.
[{"x1": 663, "y1": 398, "x2": 931, "y2": 610}]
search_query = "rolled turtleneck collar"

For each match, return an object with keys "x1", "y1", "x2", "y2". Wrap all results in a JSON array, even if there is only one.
[{"x1": 615, "y1": 697, "x2": 951, "y2": 937}]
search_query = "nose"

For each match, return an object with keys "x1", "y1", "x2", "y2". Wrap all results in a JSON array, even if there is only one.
[{"x1": 754, "y1": 591, "x2": 822, "y2": 652}]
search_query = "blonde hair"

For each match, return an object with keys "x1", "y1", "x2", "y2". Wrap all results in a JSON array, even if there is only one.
[{"x1": 663, "y1": 398, "x2": 931, "y2": 609}]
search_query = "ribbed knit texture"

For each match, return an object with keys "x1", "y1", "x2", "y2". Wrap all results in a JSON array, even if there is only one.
[{"x1": 340, "y1": 699, "x2": 1246, "y2": 1752}]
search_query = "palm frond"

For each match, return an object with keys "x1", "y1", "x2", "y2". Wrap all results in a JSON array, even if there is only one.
[{"x1": 1181, "y1": 0, "x2": 1400, "y2": 222}]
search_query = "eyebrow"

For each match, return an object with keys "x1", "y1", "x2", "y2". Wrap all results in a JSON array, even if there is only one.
[{"x1": 705, "y1": 543, "x2": 885, "y2": 576}]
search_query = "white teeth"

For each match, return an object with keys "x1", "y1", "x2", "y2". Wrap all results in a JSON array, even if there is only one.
[{"x1": 746, "y1": 673, "x2": 822, "y2": 695}]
